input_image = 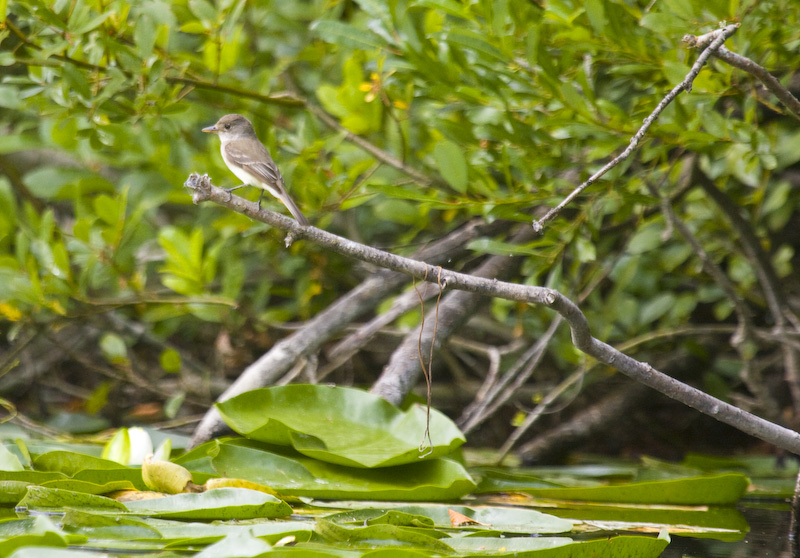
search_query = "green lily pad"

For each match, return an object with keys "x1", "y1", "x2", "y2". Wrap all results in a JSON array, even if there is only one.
[
  {"x1": 61, "y1": 508, "x2": 162, "y2": 540},
  {"x1": 209, "y1": 440, "x2": 476, "y2": 501},
  {"x1": 41, "y1": 479, "x2": 136, "y2": 494},
  {"x1": 324, "y1": 504, "x2": 574, "y2": 534},
  {"x1": 17, "y1": 486, "x2": 127, "y2": 511},
  {"x1": 10, "y1": 548, "x2": 104, "y2": 558},
  {"x1": 449, "y1": 533, "x2": 669, "y2": 557},
  {"x1": 33, "y1": 451, "x2": 132, "y2": 476},
  {"x1": 123, "y1": 487, "x2": 292, "y2": 520},
  {"x1": 541, "y1": 501, "x2": 748, "y2": 541},
  {"x1": 0, "y1": 516, "x2": 72, "y2": 557},
  {"x1": 154, "y1": 518, "x2": 315, "y2": 547},
  {"x1": 315, "y1": 518, "x2": 455, "y2": 554},
  {"x1": 0, "y1": 471, "x2": 68, "y2": 484},
  {"x1": 0, "y1": 481, "x2": 32, "y2": 504},
  {"x1": 476, "y1": 468, "x2": 749, "y2": 505},
  {"x1": 216, "y1": 385, "x2": 465, "y2": 468},
  {"x1": 194, "y1": 532, "x2": 272, "y2": 557}
]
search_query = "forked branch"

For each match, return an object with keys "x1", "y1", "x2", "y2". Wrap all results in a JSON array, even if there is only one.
[{"x1": 186, "y1": 173, "x2": 800, "y2": 454}]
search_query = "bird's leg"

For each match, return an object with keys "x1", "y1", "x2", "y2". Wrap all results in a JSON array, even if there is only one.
[
  {"x1": 224, "y1": 184, "x2": 247, "y2": 202},
  {"x1": 257, "y1": 190, "x2": 265, "y2": 210}
]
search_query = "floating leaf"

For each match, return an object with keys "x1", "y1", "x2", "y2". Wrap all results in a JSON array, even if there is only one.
[
  {"x1": 124, "y1": 487, "x2": 291, "y2": 520},
  {"x1": 216, "y1": 385, "x2": 465, "y2": 468},
  {"x1": 17, "y1": 486, "x2": 127, "y2": 511},
  {"x1": 325, "y1": 504, "x2": 573, "y2": 534},
  {"x1": 476, "y1": 469, "x2": 749, "y2": 505},
  {"x1": 316, "y1": 518, "x2": 454, "y2": 554},
  {"x1": 448, "y1": 533, "x2": 669, "y2": 557},
  {"x1": 206, "y1": 439, "x2": 476, "y2": 501}
]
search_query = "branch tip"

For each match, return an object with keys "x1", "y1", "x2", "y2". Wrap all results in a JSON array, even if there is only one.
[{"x1": 184, "y1": 173, "x2": 213, "y2": 205}]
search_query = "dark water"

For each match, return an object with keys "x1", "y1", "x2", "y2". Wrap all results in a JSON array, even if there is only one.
[{"x1": 663, "y1": 504, "x2": 792, "y2": 558}]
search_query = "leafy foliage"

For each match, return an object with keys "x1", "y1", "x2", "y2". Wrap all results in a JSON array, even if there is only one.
[{"x1": 2, "y1": 0, "x2": 800, "y2": 462}]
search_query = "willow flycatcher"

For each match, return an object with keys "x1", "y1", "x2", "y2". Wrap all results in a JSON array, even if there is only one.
[{"x1": 202, "y1": 114, "x2": 310, "y2": 226}]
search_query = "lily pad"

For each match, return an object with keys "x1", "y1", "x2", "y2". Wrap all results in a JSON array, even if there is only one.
[
  {"x1": 476, "y1": 468, "x2": 749, "y2": 505},
  {"x1": 448, "y1": 533, "x2": 669, "y2": 557},
  {"x1": 324, "y1": 504, "x2": 574, "y2": 534},
  {"x1": 123, "y1": 487, "x2": 292, "y2": 520},
  {"x1": 216, "y1": 385, "x2": 465, "y2": 468},
  {"x1": 315, "y1": 518, "x2": 455, "y2": 554},
  {"x1": 17, "y1": 486, "x2": 127, "y2": 511},
  {"x1": 154, "y1": 518, "x2": 315, "y2": 546},
  {"x1": 208, "y1": 440, "x2": 476, "y2": 501}
]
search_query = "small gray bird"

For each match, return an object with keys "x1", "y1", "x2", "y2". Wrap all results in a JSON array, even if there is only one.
[{"x1": 202, "y1": 114, "x2": 310, "y2": 226}]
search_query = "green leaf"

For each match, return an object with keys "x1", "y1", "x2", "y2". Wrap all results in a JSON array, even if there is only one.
[
  {"x1": 99, "y1": 332, "x2": 128, "y2": 365},
  {"x1": 0, "y1": 516, "x2": 70, "y2": 557},
  {"x1": 325, "y1": 504, "x2": 574, "y2": 534},
  {"x1": 159, "y1": 348, "x2": 182, "y2": 373},
  {"x1": 134, "y1": 14, "x2": 158, "y2": 58},
  {"x1": 311, "y1": 20, "x2": 385, "y2": 50},
  {"x1": 70, "y1": 11, "x2": 112, "y2": 34},
  {"x1": 17, "y1": 486, "x2": 128, "y2": 511},
  {"x1": 639, "y1": 292, "x2": 676, "y2": 324},
  {"x1": 445, "y1": 29, "x2": 504, "y2": 62},
  {"x1": 627, "y1": 222, "x2": 664, "y2": 254},
  {"x1": 584, "y1": 0, "x2": 607, "y2": 33},
  {"x1": 0, "y1": 444, "x2": 24, "y2": 471},
  {"x1": 416, "y1": 0, "x2": 469, "y2": 18},
  {"x1": 33, "y1": 450, "x2": 132, "y2": 476},
  {"x1": 0, "y1": 85, "x2": 21, "y2": 109},
  {"x1": 188, "y1": 0, "x2": 217, "y2": 22},
  {"x1": 476, "y1": 470, "x2": 749, "y2": 505},
  {"x1": 640, "y1": 12, "x2": 688, "y2": 34},
  {"x1": 194, "y1": 532, "x2": 272, "y2": 558},
  {"x1": 216, "y1": 385, "x2": 466, "y2": 468},
  {"x1": 0, "y1": 481, "x2": 32, "y2": 504},
  {"x1": 40, "y1": 479, "x2": 135, "y2": 494},
  {"x1": 9, "y1": 548, "x2": 98, "y2": 558},
  {"x1": 124, "y1": 487, "x2": 292, "y2": 520},
  {"x1": 206, "y1": 440, "x2": 476, "y2": 501},
  {"x1": 316, "y1": 518, "x2": 454, "y2": 554},
  {"x1": 449, "y1": 534, "x2": 669, "y2": 557},
  {"x1": 180, "y1": 20, "x2": 208, "y2": 33},
  {"x1": 150, "y1": 516, "x2": 315, "y2": 545},
  {"x1": 433, "y1": 141, "x2": 468, "y2": 193}
]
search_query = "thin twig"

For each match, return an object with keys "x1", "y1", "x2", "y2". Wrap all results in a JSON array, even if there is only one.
[
  {"x1": 459, "y1": 317, "x2": 562, "y2": 433},
  {"x1": 533, "y1": 23, "x2": 740, "y2": 232},
  {"x1": 495, "y1": 366, "x2": 586, "y2": 465},
  {"x1": 684, "y1": 33, "x2": 800, "y2": 120}
]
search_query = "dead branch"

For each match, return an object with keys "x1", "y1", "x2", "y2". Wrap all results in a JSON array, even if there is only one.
[{"x1": 186, "y1": 173, "x2": 800, "y2": 454}]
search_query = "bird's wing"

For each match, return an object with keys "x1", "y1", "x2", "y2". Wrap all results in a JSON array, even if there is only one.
[{"x1": 224, "y1": 141, "x2": 285, "y2": 190}]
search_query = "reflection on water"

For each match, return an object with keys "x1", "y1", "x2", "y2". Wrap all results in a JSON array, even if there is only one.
[{"x1": 662, "y1": 504, "x2": 791, "y2": 558}]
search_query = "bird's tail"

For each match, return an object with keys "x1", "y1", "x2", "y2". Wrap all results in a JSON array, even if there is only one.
[{"x1": 278, "y1": 192, "x2": 310, "y2": 226}]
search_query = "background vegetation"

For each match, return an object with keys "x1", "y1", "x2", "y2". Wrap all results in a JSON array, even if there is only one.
[{"x1": 1, "y1": 0, "x2": 800, "y2": 460}]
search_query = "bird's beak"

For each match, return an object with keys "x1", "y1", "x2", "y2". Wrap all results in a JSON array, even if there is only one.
[{"x1": 202, "y1": 125, "x2": 218, "y2": 134}]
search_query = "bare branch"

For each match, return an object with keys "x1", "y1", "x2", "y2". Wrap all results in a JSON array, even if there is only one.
[
  {"x1": 684, "y1": 33, "x2": 800, "y2": 120},
  {"x1": 187, "y1": 196, "x2": 500, "y2": 446},
  {"x1": 186, "y1": 172, "x2": 800, "y2": 454},
  {"x1": 533, "y1": 23, "x2": 740, "y2": 232}
]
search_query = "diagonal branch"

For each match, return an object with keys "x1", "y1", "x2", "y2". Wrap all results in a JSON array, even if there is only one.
[
  {"x1": 684, "y1": 32, "x2": 800, "y2": 120},
  {"x1": 533, "y1": 23, "x2": 740, "y2": 232},
  {"x1": 186, "y1": 172, "x2": 800, "y2": 454},
  {"x1": 187, "y1": 208, "x2": 501, "y2": 446}
]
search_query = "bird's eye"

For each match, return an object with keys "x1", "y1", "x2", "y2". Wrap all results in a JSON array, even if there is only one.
[{"x1": 224, "y1": 124, "x2": 231, "y2": 130}]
